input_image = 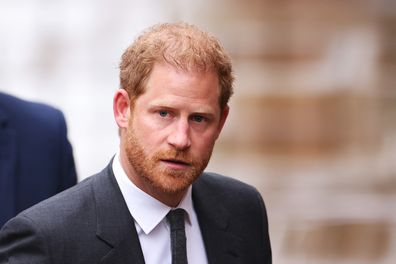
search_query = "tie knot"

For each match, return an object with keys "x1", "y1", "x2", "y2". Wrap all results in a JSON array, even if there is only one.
[{"x1": 167, "y1": 208, "x2": 186, "y2": 231}]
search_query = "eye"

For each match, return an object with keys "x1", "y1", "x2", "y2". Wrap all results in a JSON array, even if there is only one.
[
  {"x1": 159, "y1": 110, "x2": 168, "y2": 117},
  {"x1": 192, "y1": 115, "x2": 205, "y2": 123}
]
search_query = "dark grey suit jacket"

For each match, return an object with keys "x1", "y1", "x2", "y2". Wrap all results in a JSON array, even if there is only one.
[{"x1": 0, "y1": 162, "x2": 271, "y2": 264}]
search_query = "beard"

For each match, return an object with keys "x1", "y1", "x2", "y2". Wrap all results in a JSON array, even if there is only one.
[{"x1": 125, "y1": 127, "x2": 213, "y2": 195}]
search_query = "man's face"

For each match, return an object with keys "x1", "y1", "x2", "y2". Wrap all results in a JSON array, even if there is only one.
[{"x1": 123, "y1": 63, "x2": 227, "y2": 202}]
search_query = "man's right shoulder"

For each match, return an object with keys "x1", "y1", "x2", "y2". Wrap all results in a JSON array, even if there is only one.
[
  {"x1": 0, "y1": 163, "x2": 122, "y2": 263},
  {"x1": 3, "y1": 166, "x2": 112, "y2": 235},
  {"x1": 15, "y1": 174, "x2": 97, "y2": 227},
  {"x1": 0, "y1": 173, "x2": 99, "y2": 262}
]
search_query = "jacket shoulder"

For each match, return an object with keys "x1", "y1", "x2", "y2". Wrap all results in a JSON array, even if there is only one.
[
  {"x1": 193, "y1": 172, "x2": 267, "y2": 217},
  {"x1": 0, "y1": 92, "x2": 62, "y2": 117},
  {"x1": 0, "y1": 172, "x2": 106, "y2": 263},
  {"x1": 0, "y1": 92, "x2": 65, "y2": 132},
  {"x1": 195, "y1": 172, "x2": 260, "y2": 197},
  {"x1": 16, "y1": 174, "x2": 95, "y2": 227}
]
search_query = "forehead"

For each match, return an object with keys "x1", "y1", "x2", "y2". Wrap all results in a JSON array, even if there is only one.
[{"x1": 139, "y1": 63, "x2": 221, "y2": 111}]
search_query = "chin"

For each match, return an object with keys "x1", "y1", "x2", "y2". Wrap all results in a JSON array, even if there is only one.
[{"x1": 151, "y1": 172, "x2": 197, "y2": 194}]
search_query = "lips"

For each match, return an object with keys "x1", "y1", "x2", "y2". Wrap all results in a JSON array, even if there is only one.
[{"x1": 161, "y1": 159, "x2": 191, "y2": 166}]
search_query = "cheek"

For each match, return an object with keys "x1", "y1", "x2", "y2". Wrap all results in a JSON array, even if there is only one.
[
  {"x1": 191, "y1": 132, "x2": 218, "y2": 152},
  {"x1": 134, "y1": 117, "x2": 167, "y2": 147}
]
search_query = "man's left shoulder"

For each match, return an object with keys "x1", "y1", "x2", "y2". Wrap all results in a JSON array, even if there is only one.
[
  {"x1": 194, "y1": 172, "x2": 262, "y2": 201},
  {"x1": 197, "y1": 172, "x2": 258, "y2": 189}
]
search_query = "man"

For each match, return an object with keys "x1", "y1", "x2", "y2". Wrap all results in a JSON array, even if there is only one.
[
  {"x1": 0, "y1": 92, "x2": 77, "y2": 227},
  {"x1": 0, "y1": 23, "x2": 271, "y2": 263}
]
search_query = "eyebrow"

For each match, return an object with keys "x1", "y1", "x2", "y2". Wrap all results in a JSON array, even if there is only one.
[{"x1": 147, "y1": 99, "x2": 217, "y2": 116}]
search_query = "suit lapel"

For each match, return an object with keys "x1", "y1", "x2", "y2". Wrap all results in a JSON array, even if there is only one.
[
  {"x1": 0, "y1": 108, "x2": 17, "y2": 226},
  {"x1": 193, "y1": 174, "x2": 245, "y2": 264},
  {"x1": 93, "y1": 163, "x2": 145, "y2": 264},
  {"x1": 91, "y1": 164, "x2": 246, "y2": 264}
]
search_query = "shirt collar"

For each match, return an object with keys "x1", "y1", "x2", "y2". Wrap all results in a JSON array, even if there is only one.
[{"x1": 112, "y1": 152, "x2": 193, "y2": 235}]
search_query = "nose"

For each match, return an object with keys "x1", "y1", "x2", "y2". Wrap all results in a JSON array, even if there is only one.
[{"x1": 167, "y1": 119, "x2": 191, "y2": 151}]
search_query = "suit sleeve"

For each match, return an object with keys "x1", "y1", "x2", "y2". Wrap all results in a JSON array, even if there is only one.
[
  {"x1": 256, "y1": 191, "x2": 272, "y2": 263},
  {"x1": 56, "y1": 111, "x2": 77, "y2": 191},
  {"x1": 0, "y1": 216, "x2": 50, "y2": 264}
]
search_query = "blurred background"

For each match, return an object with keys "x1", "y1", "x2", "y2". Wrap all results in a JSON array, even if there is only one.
[{"x1": 1, "y1": 0, "x2": 395, "y2": 263}]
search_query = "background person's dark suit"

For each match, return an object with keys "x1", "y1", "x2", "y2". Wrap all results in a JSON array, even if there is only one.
[
  {"x1": 0, "y1": 162, "x2": 272, "y2": 263},
  {"x1": 0, "y1": 92, "x2": 77, "y2": 227}
]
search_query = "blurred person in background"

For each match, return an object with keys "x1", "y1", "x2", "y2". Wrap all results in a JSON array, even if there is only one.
[
  {"x1": 0, "y1": 91, "x2": 77, "y2": 227},
  {"x1": 0, "y1": 23, "x2": 271, "y2": 264}
]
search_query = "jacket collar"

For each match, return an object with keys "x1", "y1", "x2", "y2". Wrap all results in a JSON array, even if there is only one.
[{"x1": 93, "y1": 163, "x2": 145, "y2": 264}]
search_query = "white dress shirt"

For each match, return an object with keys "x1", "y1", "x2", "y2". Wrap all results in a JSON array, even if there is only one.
[{"x1": 112, "y1": 152, "x2": 208, "y2": 264}]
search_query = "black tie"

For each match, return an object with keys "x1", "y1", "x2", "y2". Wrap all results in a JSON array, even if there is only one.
[{"x1": 167, "y1": 209, "x2": 188, "y2": 264}]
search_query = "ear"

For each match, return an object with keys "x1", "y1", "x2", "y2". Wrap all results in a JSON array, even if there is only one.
[
  {"x1": 113, "y1": 89, "x2": 130, "y2": 129},
  {"x1": 215, "y1": 105, "x2": 229, "y2": 139}
]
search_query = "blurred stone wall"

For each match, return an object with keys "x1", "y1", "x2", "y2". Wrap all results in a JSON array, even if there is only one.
[{"x1": 202, "y1": 0, "x2": 396, "y2": 263}]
